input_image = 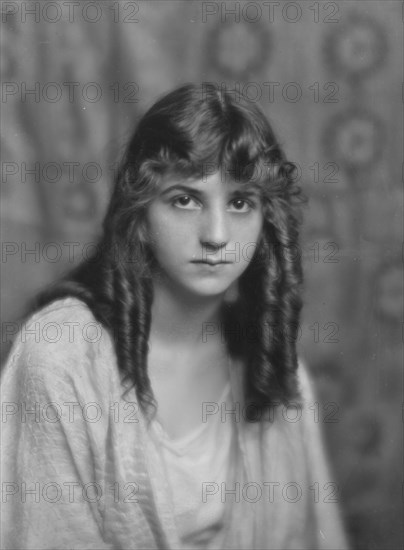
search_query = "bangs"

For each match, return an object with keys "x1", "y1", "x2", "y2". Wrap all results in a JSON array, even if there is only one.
[{"x1": 131, "y1": 84, "x2": 287, "y2": 192}]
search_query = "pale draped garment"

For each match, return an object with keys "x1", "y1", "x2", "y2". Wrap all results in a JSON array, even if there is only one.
[{"x1": 1, "y1": 298, "x2": 349, "y2": 549}]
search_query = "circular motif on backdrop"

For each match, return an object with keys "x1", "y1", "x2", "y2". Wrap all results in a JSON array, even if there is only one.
[
  {"x1": 323, "y1": 110, "x2": 383, "y2": 170},
  {"x1": 323, "y1": 12, "x2": 387, "y2": 79},
  {"x1": 303, "y1": 194, "x2": 336, "y2": 240},
  {"x1": 206, "y1": 21, "x2": 270, "y2": 80},
  {"x1": 373, "y1": 262, "x2": 402, "y2": 322},
  {"x1": 63, "y1": 183, "x2": 97, "y2": 222}
]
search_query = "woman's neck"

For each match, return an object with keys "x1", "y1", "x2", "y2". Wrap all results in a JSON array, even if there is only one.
[{"x1": 149, "y1": 278, "x2": 225, "y2": 346}]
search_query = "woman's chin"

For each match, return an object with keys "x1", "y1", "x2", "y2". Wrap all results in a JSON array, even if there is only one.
[
  {"x1": 171, "y1": 279, "x2": 231, "y2": 301},
  {"x1": 184, "y1": 284, "x2": 229, "y2": 300},
  {"x1": 152, "y1": 270, "x2": 236, "y2": 301}
]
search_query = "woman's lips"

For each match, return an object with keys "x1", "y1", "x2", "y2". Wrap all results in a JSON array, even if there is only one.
[{"x1": 191, "y1": 260, "x2": 232, "y2": 266}]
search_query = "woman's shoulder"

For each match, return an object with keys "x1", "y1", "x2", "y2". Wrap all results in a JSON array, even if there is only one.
[
  {"x1": 26, "y1": 295, "x2": 100, "y2": 326},
  {"x1": 1, "y1": 296, "x2": 118, "y2": 397},
  {"x1": 17, "y1": 296, "x2": 110, "y2": 355}
]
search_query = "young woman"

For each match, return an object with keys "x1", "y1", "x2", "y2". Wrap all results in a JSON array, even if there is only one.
[{"x1": 1, "y1": 83, "x2": 348, "y2": 549}]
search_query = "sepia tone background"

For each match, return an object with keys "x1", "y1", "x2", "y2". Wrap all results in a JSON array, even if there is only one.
[{"x1": 1, "y1": 1, "x2": 402, "y2": 548}]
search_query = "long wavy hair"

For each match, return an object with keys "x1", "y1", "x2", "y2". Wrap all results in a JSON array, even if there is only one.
[{"x1": 32, "y1": 82, "x2": 306, "y2": 421}]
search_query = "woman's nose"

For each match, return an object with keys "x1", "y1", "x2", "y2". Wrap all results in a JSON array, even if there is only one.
[{"x1": 199, "y1": 206, "x2": 229, "y2": 251}]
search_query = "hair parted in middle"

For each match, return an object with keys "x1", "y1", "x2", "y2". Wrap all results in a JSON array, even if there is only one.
[{"x1": 34, "y1": 82, "x2": 307, "y2": 421}]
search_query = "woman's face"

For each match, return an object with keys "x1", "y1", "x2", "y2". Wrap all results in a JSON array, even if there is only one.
[{"x1": 146, "y1": 172, "x2": 264, "y2": 299}]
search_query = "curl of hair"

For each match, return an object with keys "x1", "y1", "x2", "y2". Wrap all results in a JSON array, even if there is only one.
[
  {"x1": 29, "y1": 82, "x2": 307, "y2": 423},
  {"x1": 236, "y1": 160, "x2": 305, "y2": 419}
]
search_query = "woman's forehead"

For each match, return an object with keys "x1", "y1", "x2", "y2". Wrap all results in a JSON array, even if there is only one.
[{"x1": 160, "y1": 171, "x2": 263, "y2": 193}]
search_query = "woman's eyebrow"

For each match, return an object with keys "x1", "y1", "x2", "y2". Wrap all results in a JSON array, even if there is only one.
[
  {"x1": 159, "y1": 184, "x2": 203, "y2": 197},
  {"x1": 158, "y1": 182, "x2": 261, "y2": 198},
  {"x1": 228, "y1": 186, "x2": 261, "y2": 198}
]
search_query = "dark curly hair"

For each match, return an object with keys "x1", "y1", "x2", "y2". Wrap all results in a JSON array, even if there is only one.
[{"x1": 32, "y1": 82, "x2": 306, "y2": 422}]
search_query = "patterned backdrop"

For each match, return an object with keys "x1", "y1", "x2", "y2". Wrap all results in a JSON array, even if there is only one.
[{"x1": 1, "y1": 2, "x2": 402, "y2": 549}]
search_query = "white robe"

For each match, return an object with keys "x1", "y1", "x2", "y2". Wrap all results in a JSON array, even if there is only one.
[{"x1": 1, "y1": 297, "x2": 349, "y2": 549}]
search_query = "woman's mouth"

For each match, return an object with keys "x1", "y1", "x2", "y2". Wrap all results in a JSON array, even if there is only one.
[{"x1": 191, "y1": 260, "x2": 232, "y2": 266}]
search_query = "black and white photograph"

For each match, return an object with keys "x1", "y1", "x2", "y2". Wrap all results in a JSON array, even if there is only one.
[{"x1": 0, "y1": 1, "x2": 402, "y2": 549}]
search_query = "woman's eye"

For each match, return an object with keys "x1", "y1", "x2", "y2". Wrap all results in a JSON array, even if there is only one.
[
  {"x1": 172, "y1": 195, "x2": 200, "y2": 209},
  {"x1": 228, "y1": 199, "x2": 252, "y2": 212}
]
